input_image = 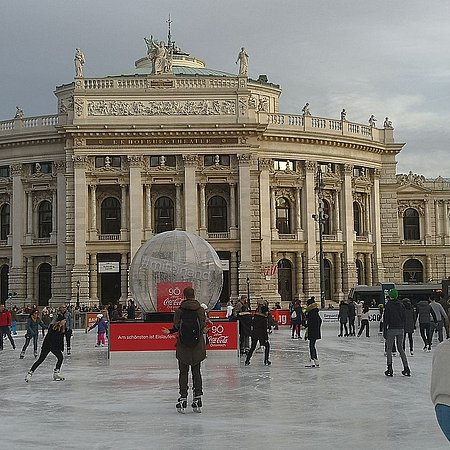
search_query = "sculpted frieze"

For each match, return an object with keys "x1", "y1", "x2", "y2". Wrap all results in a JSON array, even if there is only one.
[
  {"x1": 398, "y1": 200, "x2": 425, "y2": 216},
  {"x1": 86, "y1": 99, "x2": 236, "y2": 117}
]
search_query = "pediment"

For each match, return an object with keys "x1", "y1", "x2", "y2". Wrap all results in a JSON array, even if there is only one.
[{"x1": 397, "y1": 183, "x2": 431, "y2": 195}]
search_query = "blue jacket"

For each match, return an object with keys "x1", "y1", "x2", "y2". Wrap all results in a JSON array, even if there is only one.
[
  {"x1": 25, "y1": 316, "x2": 47, "y2": 338},
  {"x1": 89, "y1": 318, "x2": 108, "y2": 334}
]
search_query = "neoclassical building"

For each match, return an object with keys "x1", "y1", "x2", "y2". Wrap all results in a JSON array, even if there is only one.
[{"x1": 0, "y1": 38, "x2": 448, "y2": 308}]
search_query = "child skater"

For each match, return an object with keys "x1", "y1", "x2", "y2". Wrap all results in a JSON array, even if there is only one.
[
  {"x1": 88, "y1": 313, "x2": 108, "y2": 346},
  {"x1": 244, "y1": 304, "x2": 271, "y2": 366},
  {"x1": 20, "y1": 309, "x2": 47, "y2": 358},
  {"x1": 25, "y1": 316, "x2": 66, "y2": 382}
]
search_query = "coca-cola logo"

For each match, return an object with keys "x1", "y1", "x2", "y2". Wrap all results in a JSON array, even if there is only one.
[
  {"x1": 208, "y1": 335, "x2": 229, "y2": 345},
  {"x1": 163, "y1": 297, "x2": 183, "y2": 307}
]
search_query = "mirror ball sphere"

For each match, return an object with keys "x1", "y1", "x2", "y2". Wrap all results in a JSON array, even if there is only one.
[{"x1": 129, "y1": 230, "x2": 223, "y2": 312}]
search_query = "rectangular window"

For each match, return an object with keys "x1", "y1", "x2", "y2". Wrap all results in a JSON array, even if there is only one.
[
  {"x1": 150, "y1": 155, "x2": 176, "y2": 167},
  {"x1": 95, "y1": 156, "x2": 121, "y2": 168},
  {"x1": 33, "y1": 162, "x2": 52, "y2": 174},
  {"x1": 274, "y1": 160, "x2": 295, "y2": 171},
  {"x1": 204, "y1": 155, "x2": 230, "y2": 167},
  {"x1": 0, "y1": 166, "x2": 10, "y2": 178}
]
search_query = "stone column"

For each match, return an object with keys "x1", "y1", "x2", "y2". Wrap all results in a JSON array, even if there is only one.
[
  {"x1": 175, "y1": 183, "x2": 182, "y2": 230},
  {"x1": 365, "y1": 253, "x2": 373, "y2": 286},
  {"x1": 230, "y1": 251, "x2": 238, "y2": 302},
  {"x1": 183, "y1": 155, "x2": 198, "y2": 233},
  {"x1": 237, "y1": 154, "x2": 252, "y2": 294},
  {"x1": 335, "y1": 189, "x2": 342, "y2": 240},
  {"x1": 424, "y1": 197, "x2": 431, "y2": 244},
  {"x1": 445, "y1": 201, "x2": 450, "y2": 245},
  {"x1": 90, "y1": 253, "x2": 98, "y2": 302},
  {"x1": 335, "y1": 252, "x2": 343, "y2": 299},
  {"x1": 128, "y1": 156, "x2": 143, "y2": 260},
  {"x1": 90, "y1": 185, "x2": 97, "y2": 230},
  {"x1": 364, "y1": 193, "x2": 370, "y2": 238},
  {"x1": 295, "y1": 187, "x2": 302, "y2": 233},
  {"x1": 199, "y1": 183, "x2": 207, "y2": 237},
  {"x1": 372, "y1": 169, "x2": 384, "y2": 284},
  {"x1": 341, "y1": 164, "x2": 356, "y2": 294},
  {"x1": 426, "y1": 255, "x2": 432, "y2": 281},
  {"x1": 51, "y1": 190, "x2": 57, "y2": 240},
  {"x1": 295, "y1": 251, "x2": 304, "y2": 300},
  {"x1": 145, "y1": 184, "x2": 152, "y2": 233},
  {"x1": 120, "y1": 184, "x2": 127, "y2": 231},
  {"x1": 435, "y1": 200, "x2": 441, "y2": 245},
  {"x1": 259, "y1": 158, "x2": 272, "y2": 264},
  {"x1": 26, "y1": 257, "x2": 33, "y2": 302},
  {"x1": 270, "y1": 188, "x2": 277, "y2": 230},
  {"x1": 229, "y1": 183, "x2": 237, "y2": 238},
  {"x1": 25, "y1": 190, "x2": 32, "y2": 245},
  {"x1": 73, "y1": 156, "x2": 88, "y2": 268},
  {"x1": 304, "y1": 160, "x2": 319, "y2": 297}
]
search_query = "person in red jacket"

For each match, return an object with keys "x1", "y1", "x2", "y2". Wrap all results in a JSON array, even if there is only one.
[{"x1": 0, "y1": 303, "x2": 16, "y2": 350}]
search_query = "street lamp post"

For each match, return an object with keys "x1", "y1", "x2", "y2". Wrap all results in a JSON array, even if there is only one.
[
  {"x1": 246, "y1": 276, "x2": 251, "y2": 310},
  {"x1": 76, "y1": 280, "x2": 80, "y2": 309},
  {"x1": 313, "y1": 165, "x2": 327, "y2": 309}
]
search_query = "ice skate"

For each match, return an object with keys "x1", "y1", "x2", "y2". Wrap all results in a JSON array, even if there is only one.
[
  {"x1": 25, "y1": 371, "x2": 33, "y2": 383},
  {"x1": 384, "y1": 364, "x2": 393, "y2": 377},
  {"x1": 264, "y1": 359, "x2": 272, "y2": 366},
  {"x1": 305, "y1": 359, "x2": 316, "y2": 368},
  {"x1": 314, "y1": 359, "x2": 320, "y2": 367},
  {"x1": 176, "y1": 397, "x2": 187, "y2": 414},
  {"x1": 401, "y1": 367, "x2": 411, "y2": 377},
  {"x1": 192, "y1": 396, "x2": 202, "y2": 413},
  {"x1": 19, "y1": 351, "x2": 25, "y2": 359},
  {"x1": 53, "y1": 369, "x2": 65, "y2": 381},
  {"x1": 67, "y1": 348, "x2": 71, "y2": 356},
  {"x1": 410, "y1": 350, "x2": 414, "y2": 356},
  {"x1": 34, "y1": 351, "x2": 38, "y2": 358}
]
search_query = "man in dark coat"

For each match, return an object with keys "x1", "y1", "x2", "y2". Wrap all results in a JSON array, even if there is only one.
[
  {"x1": 162, "y1": 287, "x2": 206, "y2": 413},
  {"x1": 305, "y1": 298, "x2": 322, "y2": 368}
]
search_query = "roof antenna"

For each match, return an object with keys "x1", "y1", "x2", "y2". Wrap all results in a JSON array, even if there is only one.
[{"x1": 166, "y1": 14, "x2": 172, "y2": 49}]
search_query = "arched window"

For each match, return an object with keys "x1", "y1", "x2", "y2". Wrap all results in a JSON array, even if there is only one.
[
  {"x1": 356, "y1": 259, "x2": 364, "y2": 285},
  {"x1": 101, "y1": 197, "x2": 121, "y2": 234},
  {"x1": 155, "y1": 196, "x2": 174, "y2": 234},
  {"x1": 353, "y1": 202, "x2": 362, "y2": 236},
  {"x1": 208, "y1": 196, "x2": 227, "y2": 233},
  {"x1": 0, "y1": 203, "x2": 10, "y2": 240},
  {"x1": 403, "y1": 258, "x2": 423, "y2": 283},
  {"x1": 38, "y1": 263, "x2": 52, "y2": 307},
  {"x1": 38, "y1": 201, "x2": 52, "y2": 238},
  {"x1": 276, "y1": 197, "x2": 291, "y2": 234},
  {"x1": 322, "y1": 199, "x2": 331, "y2": 235},
  {"x1": 324, "y1": 258, "x2": 332, "y2": 300},
  {"x1": 403, "y1": 208, "x2": 420, "y2": 241}
]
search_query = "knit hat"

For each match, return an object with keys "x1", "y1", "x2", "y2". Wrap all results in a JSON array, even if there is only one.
[{"x1": 388, "y1": 288, "x2": 398, "y2": 300}]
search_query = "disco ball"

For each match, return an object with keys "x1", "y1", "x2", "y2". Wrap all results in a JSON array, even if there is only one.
[{"x1": 129, "y1": 230, "x2": 223, "y2": 313}]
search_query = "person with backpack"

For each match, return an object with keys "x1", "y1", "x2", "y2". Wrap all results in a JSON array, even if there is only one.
[{"x1": 162, "y1": 287, "x2": 206, "y2": 414}]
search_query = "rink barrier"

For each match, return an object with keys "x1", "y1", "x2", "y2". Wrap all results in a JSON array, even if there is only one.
[{"x1": 108, "y1": 320, "x2": 239, "y2": 360}]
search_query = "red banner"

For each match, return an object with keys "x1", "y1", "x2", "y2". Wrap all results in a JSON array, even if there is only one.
[
  {"x1": 275, "y1": 309, "x2": 291, "y2": 326},
  {"x1": 208, "y1": 310, "x2": 227, "y2": 319},
  {"x1": 109, "y1": 321, "x2": 238, "y2": 352},
  {"x1": 157, "y1": 282, "x2": 192, "y2": 312}
]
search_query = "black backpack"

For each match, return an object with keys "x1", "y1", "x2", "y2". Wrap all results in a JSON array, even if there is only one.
[{"x1": 178, "y1": 308, "x2": 201, "y2": 348}]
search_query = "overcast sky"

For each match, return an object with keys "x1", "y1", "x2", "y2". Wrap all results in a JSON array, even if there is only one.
[{"x1": 1, "y1": 0, "x2": 449, "y2": 178}]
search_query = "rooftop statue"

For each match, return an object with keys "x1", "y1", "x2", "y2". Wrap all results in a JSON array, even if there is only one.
[
  {"x1": 302, "y1": 103, "x2": 311, "y2": 116},
  {"x1": 340, "y1": 108, "x2": 347, "y2": 121},
  {"x1": 236, "y1": 47, "x2": 249, "y2": 76},
  {"x1": 14, "y1": 106, "x2": 24, "y2": 119},
  {"x1": 74, "y1": 48, "x2": 85, "y2": 78},
  {"x1": 368, "y1": 114, "x2": 377, "y2": 127},
  {"x1": 145, "y1": 36, "x2": 173, "y2": 75},
  {"x1": 384, "y1": 117, "x2": 393, "y2": 128}
]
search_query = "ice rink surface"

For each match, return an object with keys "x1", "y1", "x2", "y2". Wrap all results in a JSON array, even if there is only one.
[{"x1": 1, "y1": 323, "x2": 447, "y2": 450}]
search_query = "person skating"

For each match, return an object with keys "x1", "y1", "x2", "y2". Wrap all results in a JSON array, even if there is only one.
[
  {"x1": 383, "y1": 288, "x2": 411, "y2": 377},
  {"x1": 87, "y1": 313, "x2": 108, "y2": 346},
  {"x1": 357, "y1": 305, "x2": 370, "y2": 337},
  {"x1": 52, "y1": 304, "x2": 74, "y2": 355},
  {"x1": 20, "y1": 309, "x2": 47, "y2": 358},
  {"x1": 162, "y1": 287, "x2": 206, "y2": 414},
  {"x1": 402, "y1": 298, "x2": 416, "y2": 356},
  {"x1": 290, "y1": 300, "x2": 304, "y2": 339},
  {"x1": 0, "y1": 303, "x2": 16, "y2": 350},
  {"x1": 348, "y1": 299, "x2": 356, "y2": 336},
  {"x1": 245, "y1": 304, "x2": 271, "y2": 366},
  {"x1": 25, "y1": 316, "x2": 67, "y2": 382},
  {"x1": 338, "y1": 300, "x2": 349, "y2": 336},
  {"x1": 416, "y1": 297, "x2": 436, "y2": 351},
  {"x1": 304, "y1": 297, "x2": 322, "y2": 368}
]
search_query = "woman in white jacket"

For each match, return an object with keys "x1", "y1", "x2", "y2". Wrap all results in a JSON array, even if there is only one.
[{"x1": 431, "y1": 339, "x2": 450, "y2": 442}]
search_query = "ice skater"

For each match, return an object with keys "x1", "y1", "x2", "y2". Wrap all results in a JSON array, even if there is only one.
[
  {"x1": 162, "y1": 287, "x2": 207, "y2": 414},
  {"x1": 25, "y1": 317, "x2": 67, "y2": 382},
  {"x1": 245, "y1": 304, "x2": 271, "y2": 366},
  {"x1": 87, "y1": 313, "x2": 108, "y2": 346},
  {"x1": 402, "y1": 298, "x2": 415, "y2": 356},
  {"x1": 0, "y1": 303, "x2": 16, "y2": 350},
  {"x1": 383, "y1": 288, "x2": 410, "y2": 377},
  {"x1": 357, "y1": 305, "x2": 370, "y2": 337},
  {"x1": 20, "y1": 309, "x2": 47, "y2": 358},
  {"x1": 304, "y1": 297, "x2": 322, "y2": 367}
]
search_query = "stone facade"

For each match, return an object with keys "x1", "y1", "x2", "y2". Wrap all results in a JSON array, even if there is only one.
[{"x1": 0, "y1": 42, "x2": 448, "y2": 308}]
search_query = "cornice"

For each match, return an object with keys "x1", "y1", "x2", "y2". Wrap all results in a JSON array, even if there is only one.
[
  {"x1": 0, "y1": 137, "x2": 63, "y2": 150},
  {"x1": 259, "y1": 134, "x2": 397, "y2": 155}
]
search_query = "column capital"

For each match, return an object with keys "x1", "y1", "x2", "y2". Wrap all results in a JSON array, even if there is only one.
[
  {"x1": 127, "y1": 155, "x2": 143, "y2": 167},
  {"x1": 182, "y1": 155, "x2": 198, "y2": 167},
  {"x1": 10, "y1": 164, "x2": 23, "y2": 176},
  {"x1": 237, "y1": 153, "x2": 252, "y2": 166},
  {"x1": 304, "y1": 160, "x2": 316, "y2": 173},
  {"x1": 72, "y1": 155, "x2": 88, "y2": 169}
]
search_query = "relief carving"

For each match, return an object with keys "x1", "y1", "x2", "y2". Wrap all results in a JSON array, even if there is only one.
[{"x1": 398, "y1": 200, "x2": 425, "y2": 216}]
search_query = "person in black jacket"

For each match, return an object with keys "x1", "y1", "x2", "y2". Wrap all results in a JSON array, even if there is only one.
[
  {"x1": 25, "y1": 316, "x2": 66, "y2": 382},
  {"x1": 402, "y1": 298, "x2": 416, "y2": 356},
  {"x1": 305, "y1": 297, "x2": 322, "y2": 368},
  {"x1": 384, "y1": 289, "x2": 410, "y2": 377},
  {"x1": 245, "y1": 304, "x2": 271, "y2": 366}
]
